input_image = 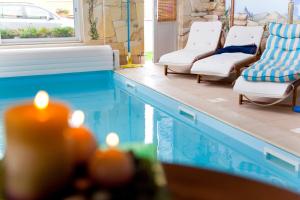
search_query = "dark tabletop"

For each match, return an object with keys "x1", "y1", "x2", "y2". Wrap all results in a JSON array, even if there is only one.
[{"x1": 163, "y1": 164, "x2": 300, "y2": 200}]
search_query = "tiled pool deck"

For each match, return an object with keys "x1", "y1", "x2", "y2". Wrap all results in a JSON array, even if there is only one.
[{"x1": 116, "y1": 63, "x2": 300, "y2": 157}]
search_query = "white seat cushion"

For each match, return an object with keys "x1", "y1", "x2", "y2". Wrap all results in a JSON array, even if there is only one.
[
  {"x1": 158, "y1": 21, "x2": 222, "y2": 70},
  {"x1": 190, "y1": 25, "x2": 264, "y2": 77},
  {"x1": 159, "y1": 49, "x2": 209, "y2": 67},
  {"x1": 233, "y1": 77, "x2": 292, "y2": 98},
  {"x1": 191, "y1": 53, "x2": 254, "y2": 77},
  {"x1": 185, "y1": 21, "x2": 222, "y2": 51},
  {"x1": 159, "y1": 49, "x2": 213, "y2": 72},
  {"x1": 159, "y1": 49, "x2": 210, "y2": 66},
  {"x1": 224, "y1": 26, "x2": 264, "y2": 48}
]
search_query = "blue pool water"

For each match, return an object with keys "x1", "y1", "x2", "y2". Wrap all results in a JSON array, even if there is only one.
[{"x1": 0, "y1": 71, "x2": 300, "y2": 192}]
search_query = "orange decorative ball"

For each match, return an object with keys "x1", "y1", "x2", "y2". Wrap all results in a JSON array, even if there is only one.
[
  {"x1": 65, "y1": 127, "x2": 97, "y2": 164},
  {"x1": 88, "y1": 149, "x2": 135, "y2": 187}
]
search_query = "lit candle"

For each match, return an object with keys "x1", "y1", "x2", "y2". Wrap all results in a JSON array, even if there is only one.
[
  {"x1": 4, "y1": 91, "x2": 73, "y2": 199},
  {"x1": 88, "y1": 133, "x2": 135, "y2": 187},
  {"x1": 64, "y1": 110, "x2": 97, "y2": 165}
]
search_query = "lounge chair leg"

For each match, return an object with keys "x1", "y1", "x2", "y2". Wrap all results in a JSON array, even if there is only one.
[
  {"x1": 164, "y1": 65, "x2": 168, "y2": 76},
  {"x1": 239, "y1": 94, "x2": 243, "y2": 105},
  {"x1": 292, "y1": 88, "x2": 298, "y2": 107},
  {"x1": 197, "y1": 75, "x2": 201, "y2": 83}
]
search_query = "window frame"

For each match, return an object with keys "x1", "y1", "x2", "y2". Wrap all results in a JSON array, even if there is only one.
[{"x1": 0, "y1": 0, "x2": 82, "y2": 46}]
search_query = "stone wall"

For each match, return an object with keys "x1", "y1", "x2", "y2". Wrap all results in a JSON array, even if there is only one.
[
  {"x1": 83, "y1": 0, "x2": 227, "y2": 63},
  {"x1": 177, "y1": 0, "x2": 226, "y2": 49},
  {"x1": 83, "y1": 0, "x2": 144, "y2": 64}
]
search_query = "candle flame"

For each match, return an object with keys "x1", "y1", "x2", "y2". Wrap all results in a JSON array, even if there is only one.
[
  {"x1": 34, "y1": 91, "x2": 49, "y2": 110},
  {"x1": 69, "y1": 110, "x2": 85, "y2": 128},
  {"x1": 106, "y1": 133, "x2": 119, "y2": 148}
]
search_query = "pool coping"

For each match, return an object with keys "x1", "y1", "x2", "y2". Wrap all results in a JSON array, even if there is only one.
[{"x1": 115, "y1": 67, "x2": 300, "y2": 159}]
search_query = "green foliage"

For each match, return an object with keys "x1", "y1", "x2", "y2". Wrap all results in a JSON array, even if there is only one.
[
  {"x1": 87, "y1": 0, "x2": 100, "y2": 40},
  {"x1": 0, "y1": 27, "x2": 75, "y2": 39},
  {"x1": 19, "y1": 27, "x2": 39, "y2": 38},
  {"x1": 89, "y1": 21, "x2": 99, "y2": 40},
  {"x1": 145, "y1": 52, "x2": 154, "y2": 62},
  {"x1": 51, "y1": 27, "x2": 74, "y2": 37},
  {"x1": 0, "y1": 29, "x2": 17, "y2": 39},
  {"x1": 38, "y1": 27, "x2": 51, "y2": 38}
]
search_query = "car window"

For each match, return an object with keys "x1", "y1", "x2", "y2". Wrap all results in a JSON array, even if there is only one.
[
  {"x1": 0, "y1": 5, "x2": 24, "y2": 19},
  {"x1": 24, "y1": 6, "x2": 50, "y2": 19}
]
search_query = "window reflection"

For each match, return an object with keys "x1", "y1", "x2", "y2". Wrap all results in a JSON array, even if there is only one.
[{"x1": 144, "y1": 104, "x2": 154, "y2": 144}]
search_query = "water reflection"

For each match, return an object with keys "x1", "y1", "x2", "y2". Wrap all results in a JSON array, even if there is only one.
[{"x1": 144, "y1": 105, "x2": 154, "y2": 144}]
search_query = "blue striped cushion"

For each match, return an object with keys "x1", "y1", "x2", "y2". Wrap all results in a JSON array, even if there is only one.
[
  {"x1": 268, "y1": 23, "x2": 300, "y2": 39},
  {"x1": 242, "y1": 23, "x2": 300, "y2": 83}
]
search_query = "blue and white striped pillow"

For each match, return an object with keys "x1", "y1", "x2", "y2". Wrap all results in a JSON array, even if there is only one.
[
  {"x1": 268, "y1": 23, "x2": 300, "y2": 39},
  {"x1": 242, "y1": 23, "x2": 300, "y2": 83}
]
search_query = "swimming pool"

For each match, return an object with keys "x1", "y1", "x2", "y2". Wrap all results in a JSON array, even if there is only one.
[{"x1": 0, "y1": 71, "x2": 299, "y2": 192}]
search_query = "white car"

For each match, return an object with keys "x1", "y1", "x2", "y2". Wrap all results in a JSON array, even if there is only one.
[{"x1": 0, "y1": 2, "x2": 74, "y2": 29}]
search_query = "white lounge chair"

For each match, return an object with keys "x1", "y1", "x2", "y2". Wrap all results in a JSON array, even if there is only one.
[
  {"x1": 234, "y1": 23, "x2": 300, "y2": 108},
  {"x1": 234, "y1": 78, "x2": 298, "y2": 106},
  {"x1": 159, "y1": 21, "x2": 222, "y2": 75},
  {"x1": 191, "y1": 26, "x2": 264, "y2": 83}
]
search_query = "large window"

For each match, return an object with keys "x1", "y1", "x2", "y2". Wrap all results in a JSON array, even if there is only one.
[{"x1": 0, "y1": 0, "x2": 80, "y2": 45}]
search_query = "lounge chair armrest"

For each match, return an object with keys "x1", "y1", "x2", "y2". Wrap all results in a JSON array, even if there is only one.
[{"x1": 292, "y1": 79, "x2": 300, "y2": 87}]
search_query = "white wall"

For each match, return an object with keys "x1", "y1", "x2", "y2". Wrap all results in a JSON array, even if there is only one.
[{"x1": 153, "y1": 0, "x2": 178, "y2": 62}]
